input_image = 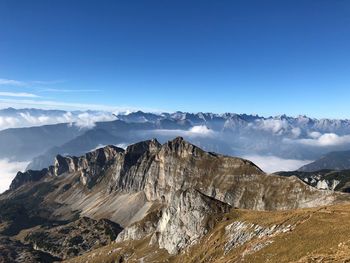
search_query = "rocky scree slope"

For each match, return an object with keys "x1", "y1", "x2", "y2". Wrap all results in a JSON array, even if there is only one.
[{"x1": 0, "y1": 137, "x2": 347, "y2": 261}]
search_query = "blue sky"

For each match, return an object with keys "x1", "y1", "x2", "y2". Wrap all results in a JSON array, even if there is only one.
[{"x1": 0, "y1": 0, "x2": 350, "y2": 118}]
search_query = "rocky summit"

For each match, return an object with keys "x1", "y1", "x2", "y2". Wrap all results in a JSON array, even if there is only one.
[{"x1": 0, "y1": 137, "x2": 349, "y2": 262}]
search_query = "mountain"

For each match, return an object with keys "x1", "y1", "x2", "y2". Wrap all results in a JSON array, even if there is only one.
[
  {"x1": 277, "y1": 169, "x2": 350, "y2": 192},
  {"x1": 4, "y1": 109, "x2": 350, "y2": 187},
  {"x1": 0, "y1": 123, "x2": 84, "y2": 161},
  {"x1": 298, "y1": 150, "x2": 350, "y2": 172},
  {"x1": 25, "y1": 120, "x2": 159, "y2": 170},
  {"x1": 23, "y1": 111, "x2": 350, "y2": 171},
  {"x1": 0, "y1": 137, "x2": 347, "y2": 262}
]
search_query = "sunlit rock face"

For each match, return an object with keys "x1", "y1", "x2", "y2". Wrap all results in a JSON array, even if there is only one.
[{"x1": 3, "y1": 137, "x2": 345, "y2": 259}]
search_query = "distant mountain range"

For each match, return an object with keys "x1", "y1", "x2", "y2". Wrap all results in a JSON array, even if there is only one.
[
  {"x1": 2, "y1": 108, "x2": 350, "y2": 174},
  {"x1": 298, "y1": 150, "x2": 350, "y2": 172}
]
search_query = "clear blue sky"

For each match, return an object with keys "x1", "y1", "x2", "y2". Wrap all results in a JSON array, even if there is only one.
[{"x1": 0, "y1": 0, "x2": 350, "y2": 118}]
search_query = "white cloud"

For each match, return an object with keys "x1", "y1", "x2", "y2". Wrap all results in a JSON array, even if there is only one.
[
  {"x1": 291, "y1": 127, "x2": 301, "y2": 138},
  {"x1": 0, "y1": 91, "x2": 39, "y2": 98},
  {"x1": 309, "y1": 131, "x2": 322, "y2": 139},
  {"x1": 0, "y1": 159, "x2": 29, "y2": 193},
  {"x1": 293, "y1": 133, "x2": 350, "y2": 147},
  {"x1": 0, "y1": 78, "x2": 26, "y2": 86},
  {"x1": 242, "y1": 155, "x2": 312, "y2": 173},
  {"x1": 189, "y1": 125, "x2": 214, "y2": 135},
  {"x1": 74, "y1": 112, "x2": 116, "y2": 129},
  {"x1": 151, "y1": 125, "x2": 215, "y2": 138},
  {"x1": 255, "y1": 119, "x2": 289, "y2": 134},
  {"x1": 0, "y1": 110, "x2": 117, "y2": 130}
]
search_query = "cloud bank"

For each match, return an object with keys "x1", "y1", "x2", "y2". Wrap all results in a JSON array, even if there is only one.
[
  {"x1": 291, "y1": 133, "x2": 350, "y2": 147},
  {"x1": 0, "y1": 110, "x2": 117, "y2": 130},
  {"x1": 151, "y1": 125, "x2": 215, "y2": 138},
  {"x1": 0, "y1": 159, "x2": 29, "y2": 193}
]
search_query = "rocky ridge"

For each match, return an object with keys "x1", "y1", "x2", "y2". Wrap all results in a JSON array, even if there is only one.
[{"x1": 0, "y1": 137, "x2": 348, "y2": 261}]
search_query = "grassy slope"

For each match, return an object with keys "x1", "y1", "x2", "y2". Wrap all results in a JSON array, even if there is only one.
[{"x1": 65, "y1": 202, "x2": 350, "y2": 263}]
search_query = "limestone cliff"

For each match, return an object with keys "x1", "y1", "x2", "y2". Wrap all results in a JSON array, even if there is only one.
[{"x1": 1, "y1": 137, "x2": 347, "y2": 260}]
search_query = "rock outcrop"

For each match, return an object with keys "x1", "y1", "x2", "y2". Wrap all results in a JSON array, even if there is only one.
[
  {"x1": 152, "y1": 189, "x2": 231, "y2": 254},
  {"x1": 0, "y1": 236, "x2": 59, "y2": 263},
  {"x1": 10, "y1": 168, "x2": 53, "y2": 190},
  {"x1": 24, "y1": 217, "x2": 123, "y2": 260}
]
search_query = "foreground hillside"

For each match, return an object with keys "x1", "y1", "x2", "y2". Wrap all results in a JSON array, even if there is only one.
[
  {"x1": 66, "y1": 202, "x2": 350, "y2": 263},
  {"x1": 0, "y1": 137, "x2": 349, "y2": 262}
]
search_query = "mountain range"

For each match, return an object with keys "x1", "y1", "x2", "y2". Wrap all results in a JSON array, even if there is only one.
[
  {"x1": 3, "y1": 108, "x2": 350, "y2": 192},
  {"x1": 2, "y1": 109, "x2": 350, "y2": 158},
  {"x1": 1, "y1": 137, "x2": 349, "y2": 262}
]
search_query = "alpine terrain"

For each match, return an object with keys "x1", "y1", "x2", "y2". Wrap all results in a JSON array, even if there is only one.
[{"x1": 1, "y1": 137, "x2": 350, "y2": 262}]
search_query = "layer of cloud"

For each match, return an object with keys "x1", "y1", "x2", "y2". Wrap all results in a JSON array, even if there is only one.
[
  {"x1": 242, "y1": 155, "x2": 312, "y2": 173},
  {"x1": 0, "y1": 110, "x2": 117, "y2": 130},
  {"x1": 151, "y1": 125, "x2": 215, "y2": 138},
  {"x1": 73, "y1": 112, "x2": 116, "y2": 129},
  {"x1": 0, "y1": 159, "x2": 29, "y2": 193},
  {"x1": 291, "y1": 133, "x2": 350, "y2": 147},
  {"x1": 0, "y1": 91, "x2": 39, "y2": 98}
]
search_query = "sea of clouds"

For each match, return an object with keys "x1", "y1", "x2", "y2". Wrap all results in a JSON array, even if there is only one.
[
  {"x1": 0, "y1": 159, "x2": 29, "y2": 193},
  {"x1": 0, "y1": 110, "x2": 116, "y2": 130}
]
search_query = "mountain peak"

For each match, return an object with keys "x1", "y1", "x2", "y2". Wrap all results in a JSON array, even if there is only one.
[{"x1": 170, "y1": 136, "x2": 185, "y2": 144}]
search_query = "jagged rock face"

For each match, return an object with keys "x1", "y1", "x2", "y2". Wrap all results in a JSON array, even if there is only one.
[
  {"x1": 9, "y1": 168, "x2": 53, "y2": 190},
  {"x1": 9, "y1": 137, "x2": 336, "y2": 213},
  {"x1": 109, "y1": 137, "x2": 336, "y2": 211},
  {"x1": 9, "y1": 145, "x2": 125, "y2": 191},
  {"x1": 54, "y1": 145, "x2": 124, "y2": 187},
  {"x1": 152, "y1": 189, "x2": 231, "y2": 254},
  {"x1": 116, "y1": 189, "x2": 231, "y2": 254}
]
